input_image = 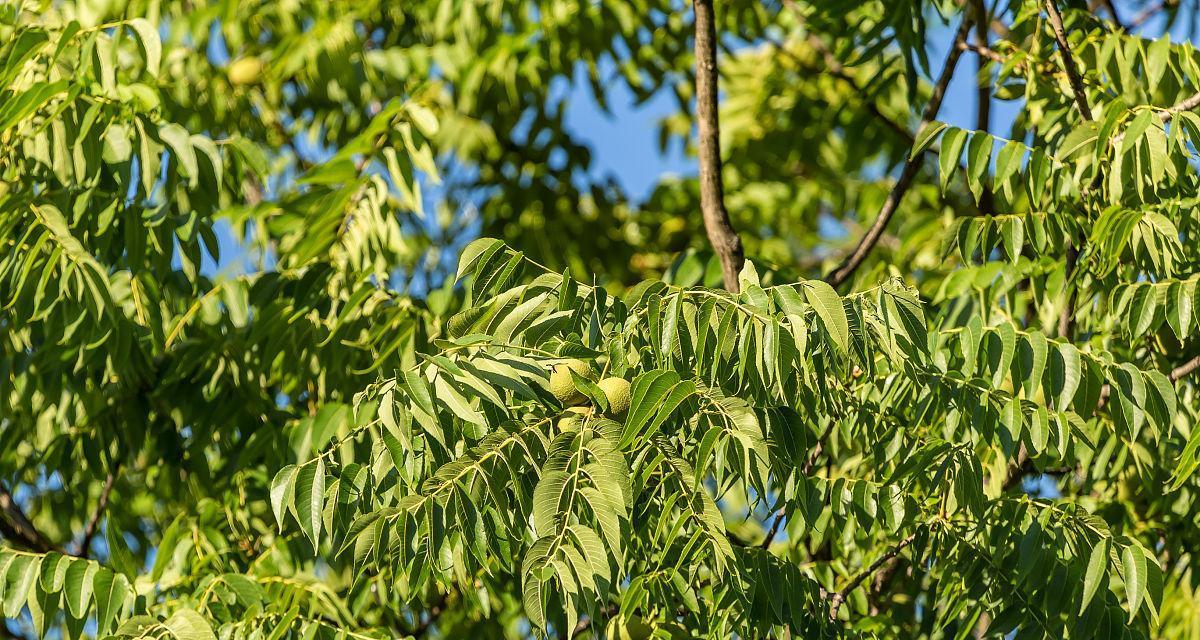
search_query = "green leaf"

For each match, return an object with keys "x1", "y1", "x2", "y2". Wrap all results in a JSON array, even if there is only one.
[
  {"x1": 295, "y1": 459, "x2": 325, "y2": 552},
  {"x1": 92, "y1": 570, "x2": 130, "y2": 635},
  {"x1": 269, "y1": 464, "x2": 297, "y2": 532},
  {"x1": 0, "y1": 80, "x2": 69, "y2": 134},
  {"x1": 910, "y1": 121, "x2": 947, "y2": 158},
  {"x1": 1080, "y1": 539, "x2": 1108, "y2": 613},
  {"x1": 126, "y1": 18, "x2": 161, "y2": 76},
  {"x1": 620, "y1": 370, "x2": 695, "y2": 449},
  {"x1": 63, "y1": 559, "x2": 98, "y2": 618},
  {"x1": 3, "y1": 554, "x2": 39, "y2": 617},
  {"x1": 456, "y1": 237, "x2": 505, "y2": 283},
  {"x1": 105, "y1": 526, "x2": 138, "y2": 580},
  {"x1": 163, "y1": 608, "x2": 216, "y2": 640},
  {"x1": 159, "y1": 123, "x2": 198, "y2": 186},
  {"x1": 1122, "y1": 542, "x2": 1148, "y2": 620},
  {"x1": 802, "y1": 280, "x2": 849, "y2": 353},
  {"x1": 1121, "y1": 110, "x2": 1154, "y2": 157},
  {"x1": 939, "y1": 127, "x2": 968, "y2": 189}
]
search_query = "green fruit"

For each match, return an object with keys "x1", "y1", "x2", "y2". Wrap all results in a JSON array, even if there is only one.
[
  {"x1": 605, "y1": 615, "x2": 654, "y2": 640},
  {"x1": 597, "y1": 377, "x2": 631, "y2": 416},
  {"x1": 556, "y1": 406, "x2": 592, "y2": 432},
  {"x1": 549, "y1": 359, "x2": 592, "y2": 405},
  {"x1": 228, "y1": 57, "x2": 264, "y2": 85}
]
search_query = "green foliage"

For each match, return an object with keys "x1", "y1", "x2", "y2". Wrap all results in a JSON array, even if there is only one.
[{"x1": 4, "y1": 0, "x2": 1200, "y2": 639}]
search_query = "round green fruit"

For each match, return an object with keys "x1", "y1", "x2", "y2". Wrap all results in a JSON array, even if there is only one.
[
  {"x1": 549, "y1": 359, "x2": 593, "y2": 405},
  {"x1": 597, "y1": 377, "x2": 631, "y2": 417},
  {"x1": 228, "y1": 57, "x2": 264, "y2": 85},
  {"x1": 605, "y1": 615, "x2": 654, "y2": 640},
  {"x1": 556, "y1": 406, "x2": 591, "y2": 432}
]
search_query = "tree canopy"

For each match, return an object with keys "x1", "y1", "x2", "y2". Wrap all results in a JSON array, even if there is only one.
[{"x1": 3, "y1": 0, "x2": 1200, "y2": 638}]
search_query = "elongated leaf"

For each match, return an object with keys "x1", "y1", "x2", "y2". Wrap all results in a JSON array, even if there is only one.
[
  {"x1": 295, "y1": 459, "x2": 325, "y2": 551},
  {"x1": 803, "y1": 281, "x2": 849, "y2": 353}
]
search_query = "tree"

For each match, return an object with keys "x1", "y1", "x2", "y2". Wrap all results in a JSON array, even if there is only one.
[{"x1": 2, "y1": 0, "x2": 1200, "y2": 637}]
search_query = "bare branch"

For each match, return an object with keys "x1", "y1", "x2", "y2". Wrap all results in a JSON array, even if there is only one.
[
  {"x1": 1044, "y1": 0, "x2": 1093, "y2": 340},
  {"x1": 1044, "y1": 0, "x2": 1093, "y2": 121},
  {"x1": 1129, "y1": 1, "x2": 1170, "y2": 30},
  {"x1": 77, "y1": 465, "x2": 120, "y2": 558},
  {"x1": 824, "y1": 15, "x2": 973, "y2": 288},
  {"x1": 1170, "y1": 355, "x2": 1200, "y2": 381},
  {"x1": 693, "y1": 0, "x2": 745, "y2": 293},
  {"x1": 0, "y1": 482, "x2": 55, "y2": 553},
  {"x1": 974, "y1": 0, "x2": 995, "y2": 215}
]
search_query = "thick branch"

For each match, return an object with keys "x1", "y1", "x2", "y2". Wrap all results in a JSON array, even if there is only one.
[
  {"x1": 827, "y1": 532, "x2": 919, "y2": 620},
  {"x1": 0, "y1": 482, "x2": 55, "y2": 553},
  {"x1": 824, "y1": 15, "x2": 973, "y2": 288},
  {"x1": 693, "y1": 0, "x2": 745, "y2": 293}
]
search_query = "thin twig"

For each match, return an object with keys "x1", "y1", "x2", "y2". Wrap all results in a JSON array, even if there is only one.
[
  {"x1": 824, "y1": 15, "x2": 973, "y2": 288},
  {"x1": 974, "y1": 0, "x2": 995, "y2": 215},
  {"x1": 693, "y1": 0, "x2": 745, "y2": 292},
  {"x1": 1129, "y1": 1, "x2": 1169, "y2": 29},
  {"x1": 1044, "y1": 0, "x2": 1093, "y2": 340},
  {"x1": 827, "y1": 532, "x2": 919, "y2": 620},
  {"x1": 77, "y1": 465, "x2": 120, "y2": 558},
  {"x1": 1044, "y1": 0, "x2": 1093, "y2": 121},
  {"x1": 1004, "y1": 354, "x2": 1200, "y2": 489}
]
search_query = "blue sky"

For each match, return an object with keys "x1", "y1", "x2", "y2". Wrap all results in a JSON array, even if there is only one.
[
  {"x1": 202, "y1": 1, "x2": 1192, "y2": 279},
  {"x1": 567, "y1": 1, "x2": 1191, "y2": 201}
]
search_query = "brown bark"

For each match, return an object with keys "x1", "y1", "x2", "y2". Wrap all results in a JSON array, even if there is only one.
[{"x1": 693, "y1": 0, "x2": 745, "y2": 293}]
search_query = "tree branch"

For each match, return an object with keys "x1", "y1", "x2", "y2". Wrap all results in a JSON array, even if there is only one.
[
  {"x1": 827, "y1": 532, "x2": 919, "y2": 620},
  {"x1": 1044, "y1": 0, "x2": 1093, "y2": 340},
  {"x1": 1091, "y1": 0, "x2": 1125, "y2": 30},
  {"x1": 1129, "y1": 1, "x2": 1170, "y2": 30},
  {"x1": 1004, "y1": 354, "x2": 1200, "y2": 490},
  {"x1": 824, "y1": 15, "x2": 973, "y2": 288},
  {"x1": 1170, "y1": 354, "x2": 1200, "y2": 381},
  {"x1": 693, "y1": 0, "x2": 745, "y2": 293},
  {"x1": 1044, "y1": 0, "x2": 1093, "y2": 121},
  {"x1": 77, "y1": 465, "x2": 120, "y2": 558},
  {"x1": 0, "y1": 482, "x2": 55, "y2": 553},
  {"x1": 974, "y1": 0, "x2": 995, "y2": 216}
]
